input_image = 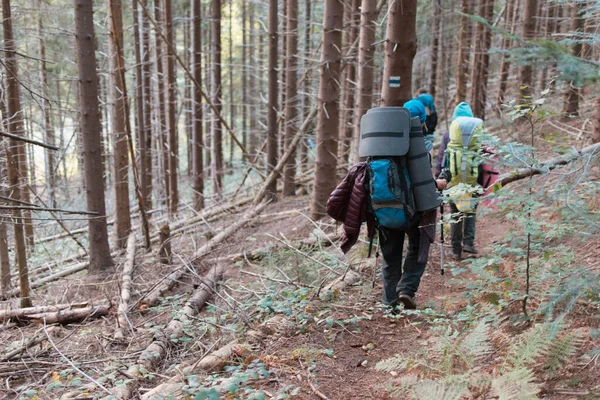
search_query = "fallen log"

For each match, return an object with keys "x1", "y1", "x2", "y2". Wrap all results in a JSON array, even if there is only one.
[
  {"x1": 115, "y1": 233, "x2": 137, "y2": 339},
  {"x1": 0, "y1": 335, "x2": 46, "y2": 362},
  {"x1": 25, "y1": 303, "x2": 110, "y2": 324},
  {"x1": 1, "y1": 261, "x2": 90, "y2": 300},
  {"x1": 140, "y1": 341, "x2": 251, "y2": 400},
  {"x1": 319, "y1": 269, "x2": 362, "y2": 300},
  {"x1": 111, "y1": 265, "x2": 224, "y2": 399},
  {"x1": 497, "y1": 141, "x2": 600, "y2": 187},
  {"x1": 139, "y1": 202, "x2": 268, "y2": 308},
  {"x1": 0, "y1": 301, "x2": 91, "y2": 323}
]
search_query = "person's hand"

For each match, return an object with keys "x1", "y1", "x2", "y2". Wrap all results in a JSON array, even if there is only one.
[{"x1": 436, "y1": 179, "x2": 447, "y2": 190}]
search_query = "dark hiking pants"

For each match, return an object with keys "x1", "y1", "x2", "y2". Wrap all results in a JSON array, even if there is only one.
[
  {"x1": 449, "y1": 202, "x2": 477, "y2": 254},
  {"x1": 379, "y1": 225, "x2": 426, "y2": 306}
]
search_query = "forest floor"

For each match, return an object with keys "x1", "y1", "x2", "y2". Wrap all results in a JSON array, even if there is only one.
[{"x1": 1, "y1": 118, "x2": 600, "y2": 399}]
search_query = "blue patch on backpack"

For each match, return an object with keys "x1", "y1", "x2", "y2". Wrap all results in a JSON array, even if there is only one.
[{"x1": 367, "y1": 158, "x2": 416, "y2": 229}]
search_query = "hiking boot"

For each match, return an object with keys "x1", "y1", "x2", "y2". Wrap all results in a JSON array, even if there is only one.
[
  {"x1": 449, "y1": 251, "x2": 462, "y2": 261},
  {"x1": 463, "y1": 245, "x2": 478, "y2": 254},
  {"x1": 398, "y1": 294, "x2": 417, "y2": 310}
]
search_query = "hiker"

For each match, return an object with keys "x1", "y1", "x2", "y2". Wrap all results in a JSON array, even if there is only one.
[
  {"x1": 375, "y1": 100, "x2": 446, "y2": 310},
  {"x1": 435, "y1": 102, "x2": 482, "y2": 260},
  {"x1": 416, "y1": 92, "x2": 438, "y2": 135}
]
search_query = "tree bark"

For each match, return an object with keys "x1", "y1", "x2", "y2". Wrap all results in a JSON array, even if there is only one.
[
  {"x1": 470, "y1": 0, "x2": 494, "y2": 119},
  {"x1": 241, "y1": 1, "x2": 248, "y2": 157},
  {"x1": 228, "y1": 0, "x2": 235, "y2": 169},
  {"x1": 115, "y1": 233, "x2": 136, "y2": 339},
  {"x1": 192, "y1": 0, "x2": 204, "y2": 210},
  {"x1": 310, "y1": 0, "x2": 344, "y2": 220},
  {"x1": 266, "y1": 0, "x2": 279, "y2": 200},
  {"x1": 353, "y1": 0, "x2": 378, "y2": 163},
  {"x1": 74, "y1": 0, "x2": 114, "y2": 274},
  {"x1": 0, "y1": 139, "x2": 10, "y2": 295},
  {"x1": 518, "y1": 0, "x2": 539, "y2": 104},
  {"x1": 248, "y1": 3, "x2": 258, "y2": 161},
  {"x1": 154, "y1": 0, "x2": 169, "y2": 204},
  {"x1": 380, "y1": 0, "x2": 417, "y2": 106},
  {"x1": 164, "y1": 0, "x2": 178, "y2": 214},
  {"x1": 3, "y1": 0, "x2": 32, "y2": 307},
  {"x1": 429, "y1": 0, "x2": 441, "y2": 98},
  {"x1": 593, "y1": 95, "x2": 600, "y2": 143},
  {"x1": 339, "y1": 0, "x2": 361, "y2": 166},
  {"x1": 563, "y1": 3, "x2": 584, "y2": 117},
  {"x1": 37, "y1": 0, "x2": 56, "y2": 208},
  {"x1": 211, "y1": 0, "x2": 223, "y2": 195},
  {"x1": 497, "y1": 0, "x2": 518, "y2": 109},
  {"x1": 108, "y1": 0, "x2": 132, "y2": 249},
  {"x1": 282, "y1": 0, "x2": 299, "y2": 197},
  {"x1": 140, "y1": 0, "x2": 153, "y2": 211},
  {"x1": 455, "y1": 0, "x2": 474, "y2": 104},
  {"x1": 299, "y1": 0, "x2": 313, "y2": 173}
]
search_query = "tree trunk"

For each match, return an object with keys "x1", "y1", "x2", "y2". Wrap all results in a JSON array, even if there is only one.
[
  {"x1": 380, "y1": 0, "x2": 417, "y2": 106},
  {"x1": 563, "y1": 3, "x2": 584, "y2": 117},
  {"x1": 352, "y1": 0, "x2": 377, "y2": 163},
  {"x1": 248, "y1": 3, "x2": 258, "y2": 161},
  {"x1": 211, "y1": 0, "x2": 223, "y2": 195},
  {"x1": 140, "y1": 0, "x2": 153, "y2": 210},
  {"x1": 339, "y1": 0, "x2": 360, "y2": 166},
  {"x1": 0, "y1": 139, "x2": 10, "y2": 295},
  {"x1": 3, "y1": 0, "x2": 31, "y2": 307},
  {"x1": 282, "y1": 0, "x2": 298, "y2": 197},
  {"x1": 108, "y1": 0, "x2": 132, "y2": 249},
  {"x1": 310, "y1": 0, "x2": 344, "y2": 220},
  {"x1": 266, "y1": 0, "x2": 279, "y2": 200},
  {"x1": 241, "y1": 1, "x2": 248, "y2": 158},
  {"x1": 518, "y1": 0, "x2": 538, "y2": 104},
  {"x1": 470, "y1": 0, "x2": 494, "y2": 119},
  {"x1": 539, "y1": 2, "x2": 556, "y2": 91},
  {"x1": 497, "y1": 0, "x2": 518, "y2": 109},
  {"x1": 183, "y1": 16, "x2": 192, "y2": 177},
  {"x1": 73, "y1": 0, "x2": 114, "y2": 274},
  {"x1": 228, "y1": 0, "x2": 235, "y2": 169},
  {"x1": 154, "y1": 0, "x2": 169, "y2": 204},
  {"x1": 429, "y1": 0, "x2": 441, "y2": 98},
  {"x1": 593, "y1": 95, "x2": 600, "y2": 143},
  {"x1": 299, "y1": 0, "x2": 312, "y2": 172},
  {"x1": 37, "y1": 0, "x2": 56, "y2": 208},
  {"x1": 455, "y1": 0, "x2": 474, "y2": 104},
  {"x1": 192, "y1": 0, "x2": 204, "y2": 210},
  {"x1": 164, "y1": 0, "x2": 178, "y2": 214}
]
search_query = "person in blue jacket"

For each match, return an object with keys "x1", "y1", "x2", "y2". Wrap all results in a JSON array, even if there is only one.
[
  {"x1": 376, "y1": 99, "x2": 446, "y2": 310},
  {"x1": 416, "y1": 92, "x2": 438, "y2": 135}
]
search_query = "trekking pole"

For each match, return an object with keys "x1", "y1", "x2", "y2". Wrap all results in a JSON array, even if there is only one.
[{"x1": 439, "y1": 194, "x2": 445, "y2": 286}]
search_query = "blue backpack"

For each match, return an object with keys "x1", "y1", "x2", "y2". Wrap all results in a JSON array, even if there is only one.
[{"x1": 366, "y1": 157, "x2": 417, "y2": 229}]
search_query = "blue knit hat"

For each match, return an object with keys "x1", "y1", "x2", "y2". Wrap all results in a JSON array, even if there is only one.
[
  {"x1": 452, "y1": 102, "x2": 473, "y2": 120},
  {"x1": 403, "y1": 100, "x2": 427, "y2": 124},
  {"x1": 417, "y1": 94, "x2": 436, "y2": 112}
]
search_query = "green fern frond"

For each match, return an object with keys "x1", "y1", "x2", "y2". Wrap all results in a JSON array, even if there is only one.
[
  {"x1": 375, "y1": 354, "x2": 410, "y2": 372},
  {"x1": 506, "y1": 323, "x2": 555, "y2": 369},
  {"x1": 460, "y1": 320, "x2": 493, "y2": 366},
  {"x1": 543, "y1": 330, "x2": 583, "y2": 375},
  {"x1": 387, "y1": 376, "x2": 467, "y2": 400},
  {"x1": 412, "y1": 380, "x2": 467, "y2": 400},
  {"x1": 492, "y1": 368, "x2": 540, "y2": 400}
]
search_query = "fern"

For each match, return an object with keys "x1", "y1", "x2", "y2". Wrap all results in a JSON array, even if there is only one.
[
  {"x1": 386, "y1": 376, "x2": 466, "y2": 400},
  {"x1": 375, "y1": 354, "x2": 410, "y2": 373},
  {"x1": 506, "y1": 323, "x2": 555, "y2": 369},
  {"x1": 491, "y1": 368, "x2": 540, "y2": 400},
  {"x1": 543, "y1": 330, "x2": 582, "y2": 376},
  {"x1": 460, "y1": 320, "x2": 493, "y2": 368},
  {"x1": 413, "y1": 380, "x2": 467, "y2": 400}
]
